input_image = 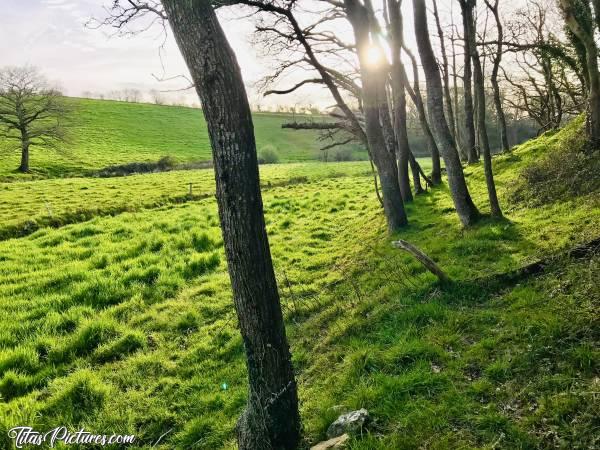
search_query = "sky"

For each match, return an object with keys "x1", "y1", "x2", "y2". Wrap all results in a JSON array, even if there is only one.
[
  {"x1": 1, "y1": 0, "x2": 501, "y2": 110},
  {"x1": 2, "y1": 0, "x2": 343, "y2": 108}
]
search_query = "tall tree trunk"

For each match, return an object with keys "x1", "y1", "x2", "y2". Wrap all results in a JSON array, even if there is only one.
[
  {"x1": 413, "y1": 0, "x2": 480, "y2": 226},
  {"x1": 560, "y1": 0, "x2": 600, "y2": 145},
  {"x1": 160, "y1": 2, "x2": 301, "y2": 449},
  {"x1": 486, "y1": 0, "x2": 510, "y2": 152},
  {"x1": 450, "y1": 25, "x2": 467, "y2": 160},
  {"x1": 432, "y1": 0, "x2": 457, "y2": 143},
  {"x1": 466, "y1": 0, "x2": 502, "y2": 218},
  {"x1": 19, "y1": 131, "x2": 29, "y2": 173},
  {"x1": 345, "y1": 0, "x2": 408, "y2": 231},
  {"x1": 401, "y1": 45, "x2": 443, "y2": 185},
  {"x1": 387, "y1": 0, "x2": 415, "y2": 200},
  {"x1": 459, "y1": 0, "x2": 479, "y2": 163},
  {"x1": 381, "y1": 98, "x2": 413, "y2": 201}
]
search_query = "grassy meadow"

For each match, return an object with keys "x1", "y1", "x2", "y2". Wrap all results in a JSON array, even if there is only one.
[
  {"x1": 0, "y1": 98, "x2": 366, "y2": 180},
  {"x1": 0, "y1": 112, "x2": 598, "y2": 449},
  {"x1": 0, "y1": 161, "x2": 381, "y2": 240}
]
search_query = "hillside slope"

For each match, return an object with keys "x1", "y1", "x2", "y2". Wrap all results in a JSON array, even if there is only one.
[
  {"x1": 0, "y1": 119, "x2": 598, "y2": 449},
  {"x1": 0, "y1": 98, "x2": 365, "y2": 179}
]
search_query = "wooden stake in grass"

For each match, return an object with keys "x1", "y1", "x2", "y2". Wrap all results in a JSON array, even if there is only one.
[{"x1": 391, "y1": 239, "x2": 451, "y2": 283}]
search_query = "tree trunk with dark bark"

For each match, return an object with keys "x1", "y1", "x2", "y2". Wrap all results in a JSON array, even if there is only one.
[
  {"x1": 381, "y1": 98, "x2": 413, "y2": 201},
  {"x1": 408, "y1": 151, "x2": 425, "y2": 194},
  {"x1": 345, "y1": 0, "x2": 408, "y2": 231},
  {"x1": 432, "y1": 0, "x2": 457, "y2": 144},
  {"x1": 465, "y1": 0, "x2": 502, "y2": 218},
  {"x1": 459, "y1": 0, "x2": 479, "y2": 164},
  {"x1": 19, "y1": 131, "x2": 29, "y2": 173},
  {"x1": 450, "y1": 25, "x2": 467, "y2": 160},
  {"x1": 400, "y1": 46, "x2": 442, "y2": 185},
  {"x1": 160, "y1": 2, "x2": 301, "y2": 449},
  {"x1": 485, "y1": 0, "x2": 510, "y2": 152},
  {"x1": 413, "y1": 0, "x2": 480, "y2": 226},
  {"x1": 387, "y1": 0, "x2": 415, "y2": 200}
]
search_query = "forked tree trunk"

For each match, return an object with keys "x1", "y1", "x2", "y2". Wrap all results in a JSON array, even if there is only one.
[
  {"x1": 413, "y1": 0, "x2": 480, "y2": 226},
  {"x1": 459, "y1": 0, "x2": 479, "y2": 164},
  {"x1": 345, "y1": 0, "x2": 408, "y2": 231},
  {"x1": 160, "y1": 2, "x2": 301, "y2": 449},
  {"x1": 466, "y1": 0, "x2": 502, "y2": 218}
]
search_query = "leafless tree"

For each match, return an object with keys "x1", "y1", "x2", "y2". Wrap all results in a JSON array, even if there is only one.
[
  {"x1": 478, "y1": 0, "x2": 584, "y2": 134},
  {"x1": 459, "y1": 0, "x2": 480, "y2": 163},
  {"x1": 484, "y1": 0, "x2": 510, "y2": 152},
  {"x1": 559, "y1": 0, "x2": 600, "y2": 145},
  {"x1": 343, "y1": 0, "x2": 409, "y2": 229},
  {"x1": 464, "y1": 0, "x2": 502, "y2": 217},
  {"x1": 149, "y1": 89, "x2": 165, "y2": 105},
  {"x1": 0, "y1": 66, "x2": 70, "y2": 172},
  {"x1": 412, "y1": 0, "x2": 480, "y2": 226},
  {"x1": 123, "y1": 88, "x2": 142, "y2": 102}
]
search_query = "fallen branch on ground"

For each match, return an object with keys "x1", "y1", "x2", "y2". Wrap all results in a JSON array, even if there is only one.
[{"x1": 391, "y1": 239, "x2": 451, "y2": 283}]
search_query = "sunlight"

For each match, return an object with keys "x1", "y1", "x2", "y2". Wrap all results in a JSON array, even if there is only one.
[{"x1": 365, "y1": 44, "x2": 384, "y2": 68}]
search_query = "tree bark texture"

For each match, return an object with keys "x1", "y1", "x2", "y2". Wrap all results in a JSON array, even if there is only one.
[
  {"x1": 485, "y1": 0, "x2": 510, "y2": 152},
  {"x1": 400, "y1": 46, "x2": 442, "y2": 184},
  {"x1": 413, "y1": 0, "x2": 480, "y2": 226},
  {"x1": 380, "y1": 98, "x2": 413, "y2": 201},
  {"x1": 432, "y1": 0, "x2": 457, "y2": 143},
  {"x1": 387, "y1": 0, "x2": 415, "y2": 200},
  {"x1": 345, "y1": 0, "x2": 408, "y2": 231},
  {"x1": 459, "y1": 0, "x2": 479, "y2": 163},
  {"x1": 160, "y1": 2, "x2": 301, "y2": 449},
  {"x1": 465, "y1": 0, "x2": 502, "y2": 218},
  {"x1": 19, "y1": 131, "x2": 29, "y2": 173}
]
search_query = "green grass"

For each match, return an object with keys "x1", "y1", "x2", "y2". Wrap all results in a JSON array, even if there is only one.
[
  {"x1": 0, "y1": 161, "x2": 391, "y2": 239},
  {"x1": 0, "y1": 98, "x2": 366, "y2": 180},
  {"x1": 0, "y1": 119, "x2": 598, "y2": 449}
]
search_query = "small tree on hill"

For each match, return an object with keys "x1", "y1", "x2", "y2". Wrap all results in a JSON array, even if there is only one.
[{"x1": 0, "y1": 66, "x2": 70, "y2": 172}]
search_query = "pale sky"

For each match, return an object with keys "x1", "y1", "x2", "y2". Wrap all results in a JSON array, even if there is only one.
[{"x1": 1, "y1": 0, "x2": 517, "y2": 109}]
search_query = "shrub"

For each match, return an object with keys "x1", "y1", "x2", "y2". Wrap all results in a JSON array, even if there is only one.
[
  {"x1": 157, "y1": 155, "x2": 177, "y2": 170},
  {"x1": 510, "y1": 117, "x2": 600, "y2": 206},
  {"x1": 258, "y1": 145, "x2": 280, "y2": 164},
  {"x1": 333, "y1": 148, "x2": 355, "y2": 162}
]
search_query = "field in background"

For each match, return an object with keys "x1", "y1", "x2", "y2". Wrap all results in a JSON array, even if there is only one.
[
  {"x1": 0, "y1": 98, "x2": 367, "y2": 180},
  {"x1": 0, "y1": 119, "x2": 598, "y2": 448}
]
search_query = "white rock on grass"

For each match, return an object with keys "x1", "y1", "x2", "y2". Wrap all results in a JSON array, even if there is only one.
[{"x1": 326, "y1": 408, "x2": 369, "y2": 439}]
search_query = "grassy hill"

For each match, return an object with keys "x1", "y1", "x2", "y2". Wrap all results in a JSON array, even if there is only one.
[
  {"x1": 0, "y1": 98, "x2": 365, "y2": 180},
  {"x1": 0, "y1": 119, "x2": 598, "y2": 449}
]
